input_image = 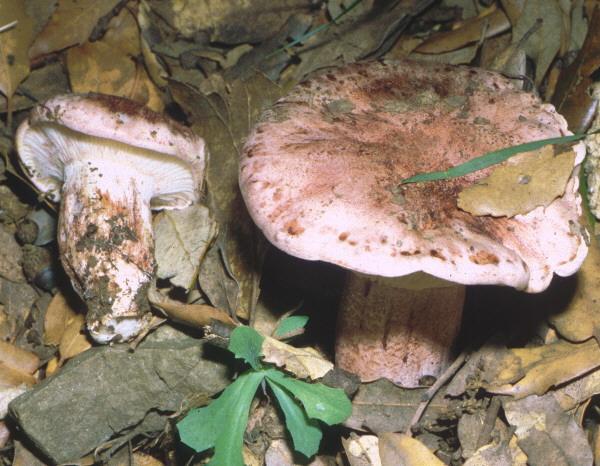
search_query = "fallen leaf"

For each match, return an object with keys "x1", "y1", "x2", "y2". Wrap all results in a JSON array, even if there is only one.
[
  {"x1": 464, "y1": 440, "x2": 527, "y2": 466},
  {"x1": 0, "y1": 340, "x2": 38, "y2": 374},
  {"x1": 458, "y1": 147, "x2": 576, "y2": 217},
  {"x1": 66, "y1": 5, "x2": 164, "y2": 112},
  {"x1": 262, "y1": 336, "x2": 333, "y2": 380},
  {"x1": 378, "y1": 433, "x2": 444, "y2": 466},
  {"x1": 0, "y1": 2, "x2": 35, "y2": 106},
  {"x1": 12, "y1": 440, "x2": 47, "y2": 466},
  {"x1": 502, "y1": 393, "x2": 593, "y2": 466},
  {"x1": 154, "y1": 204, "x2": 217, "y2": 290},
  {"x1": 508, "y1": 0, "x2": 566, "y2": 85},
  {"x1": 170, "y1": 73, "x2": 284, "y2": 319},
  {"x1": 344, "y1": 379, "x2": 450, "y2": 433},
  {"x1": 29, "y1": 0, "x2": 121, "y2": 60},
  {"x1": 549, "y1": 236, "x2": 600, "y2": 341},
  {"x1": 342, "y1": 434, "x2": 382, "y2": 466},
  {"x1": 44, "y1": 290, "x2": 81, "y2": 346},
  {"x1": 415, "y1": 7, "x2": 510, "y2": 54},
  {"x1": 483, "y1": 339, "x2": 600, "y2": 398},
  {"x1": 0, "y1": 363, "x2": 36, "y2": 387},
  {"x1": 58, "y1": 313, "x2": 91, "y2": 363}
]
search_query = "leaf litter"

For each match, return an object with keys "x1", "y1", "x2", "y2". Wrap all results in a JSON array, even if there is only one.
[{"x1": 0, "y1": 0, "x2": 599, "y2": 464}]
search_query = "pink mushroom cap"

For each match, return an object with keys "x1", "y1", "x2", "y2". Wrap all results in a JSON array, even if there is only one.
[{"x1": 240, "y1": 60, "x2": 587, "y2": 293}]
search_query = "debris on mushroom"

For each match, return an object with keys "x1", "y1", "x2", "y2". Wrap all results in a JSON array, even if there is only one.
[
  {"x1": 16, "y1": 93, "x2": 207, "y2": 343},
  {"x1": 239, "y1": 59, "x2": 588, "y2": 386}
]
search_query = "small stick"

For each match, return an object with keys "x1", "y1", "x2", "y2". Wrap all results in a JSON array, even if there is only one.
[
  {"x1": 406, "y1": 351, "x2": 468, "y2": 435},
  {"x1": 475, "y1": 396, "x2": 502, "y2": 449},
  {"x1": 0, "y1": 21, "x2": 17, "y2": 33}
]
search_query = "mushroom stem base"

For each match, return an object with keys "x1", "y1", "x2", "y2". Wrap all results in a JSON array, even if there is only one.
[{"x1": 335, "y1": 272, "x2": 465, "y2": 387}]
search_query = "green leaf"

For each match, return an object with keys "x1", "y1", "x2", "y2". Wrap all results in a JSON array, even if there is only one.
[
  {"x1": 401, "y1": 132, "x2": 593, "y2": 184},
  {"x1": 177, "y1": 370, "x2": 265, "y2": 466},
  {"x1": 273, "y1": 315, "x2": 309, "y2": 338},
  {"x1": 228, "y1": 326, "x2": 264, "y2": 370},
  {"x1": 265, "y1": 370, "x2": 352, "y2": 425},
  {"x1": 267, "y1": 378, "x2": 322, "y2": 458}
]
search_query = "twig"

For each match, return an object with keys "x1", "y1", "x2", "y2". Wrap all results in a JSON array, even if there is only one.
[
  {"x1": 0, "y1": 21, "x2": 17, "y2": 33},
  {"x1": 475, "y1": 396, "x2": 502, "y2": 449},
  {"x1": 406, "y1": 351, "x2": 468, "y2": 435}
]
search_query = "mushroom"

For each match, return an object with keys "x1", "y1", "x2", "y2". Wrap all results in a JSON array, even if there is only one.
[
  {"x1": 16, "y1": 93, "x2": 206, "y2": 343},
  {"x1": 239, "y1": 60, "x2": 588, "y2": 386}
]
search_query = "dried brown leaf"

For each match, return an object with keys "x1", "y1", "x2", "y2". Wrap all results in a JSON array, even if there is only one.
[
  {"x1": 0, "y1": 363, "x2": 36, "y2": 387},
  {"x1": 0, "y1": 1, "x2": 35, "y2": 102},
  {"x1": 154, "y1": 205, "x2": 217, "y2": 290},
  {"x1": 29, "y1": 0, "x2": 121, "y2": 60},
  {"x1": 58, "y1": 313, "x2": 91, "y2": 363},
  {"x1": 0, "y1": 341, "x2": 38, "y2": 375},
  {"x1": 262, "y1": 336, "x2": 333, "y2": 380},
  {"x1": 458, "y1": 147, "x2": 575, "y2": 217},
  {"x1": 44, "y1": 290, "x2": 79, "y2": 346},
  {"x1": 483, "y1": 339, "x2": 600, "y2": 398},
  {"x1": 549, "y1": 238, "x2": 600, "y2": 342},
  {"x1": 66, "y1": 6, "x2": 163, "y2": 112},
  {"x1": 378, "y1": 433, "x2": 444, "y2": 466}
]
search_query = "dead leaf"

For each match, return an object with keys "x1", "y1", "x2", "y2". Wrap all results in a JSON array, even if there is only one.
[
  {"x1": 343, "y1": 434, "x2": 382, "y2": 466},
  {"x1": 12, "y1": 440, "x2": 47, "y2": 466},
  {"x1": 0, "y1": 363, "x2": 36, "y2": 387},
  {"x1": 58, "y1": 313, "x2": 91, "y2": 363},
  {"x1": 458, "y1": 147, "x2": 576, "y2": 217},
  {"x1": 483, "y1": 339, "x2": 600, "y2": 398},
  {"x1": 170, "y1": 73, "x2": 284, "y2": 319},
  {"x1": 262, "y1": 336, "x2": 333, "y2": 380},
  {"x1": 0, "y1": 341, "x2": 38, "y2": 374},
  {"x1": 44, "y1": 291, "x2": 81, "y2": 346},
  {"x1": 378, "y1": 433, "x2": 444, "y2": 466},
  {"x1": 345, "y1": 379, "x2": 450, "y2": 433},
  {"x1": 549, "y1": 237, "x2": 600, "y2": 341},
  {"x1": 154, "y1": 204, "x2": 217, "y2": 290},
  {"x1": 66, "y1": 5, "x2": 164, "y2": 112},
  {"x1": 415, "y1": 7, "x2": 510, "y2": 54},
  {"x1": 147, "y1": 286, "x2": 236, "y2": 328},
  {"x1": 508, "y1": 0, "x2": 566, "y2": 85},
  {"x1": 502, "y1": 394, "x2": 594, "y2": 466},
  {"x1": 0, "y1": 2, "x2": 35, "y2": 103},
  {"x1": 29, "y1": 0, "x2": 121, "y2": 60}
]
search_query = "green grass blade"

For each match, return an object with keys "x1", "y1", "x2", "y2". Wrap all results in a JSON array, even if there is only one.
[{"x1": 401, "y1": 132, "x2": 593, "y2": 184}]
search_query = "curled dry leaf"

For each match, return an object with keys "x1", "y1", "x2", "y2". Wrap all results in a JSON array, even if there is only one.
[
  {"x1": 342, "y1": 434, "x2": 381, "y2": 466},
  {"x1": 0, "y1": 1, "x2": 35, "y2": 103},
  {"x1": 261, "y1": 336, "x2": 333, "y2": 380},
  {"x1": 29, "y1": 0, "x2": 121, "y2": 60},
  {"x1": 154, "y1": 204, "x2": 217, "y2": 290},
  {"x1": 502, "y1": 394, "x2": 594, "y2": 466},
  {"x1": 483, "y1": 339, "x2": 600, "y2": 399},
  {"x1": 66, "y1": 5, "x2": 164, "y2": 112},
  {"x1": 378, "y1": 433, "x2": 444, "y2": 466},
  {"x1": 458, "y1": 147, "x2": 576, "y2": 217}
]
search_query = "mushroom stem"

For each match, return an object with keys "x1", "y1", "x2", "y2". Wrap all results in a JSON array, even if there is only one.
[
  {"x1": 335, "y1": 272, "x2": 465, "y2": 387},
  {"x1": 58, "y1": 157, "x2": 155, "y2": 343}
]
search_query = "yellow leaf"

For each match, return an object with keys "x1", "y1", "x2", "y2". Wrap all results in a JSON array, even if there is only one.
[
  {"x1": 262, "y1": 336, "x2": 333, "y2": 380},
  {"x1": 378, "y1": 433, "x2": 444, "y2": 466},
  {"x1": 458, "y1": 147, "x2": 575, "y2": 217},
  {"x1": 0, "y1": 2, "x2": 35, "y2": 100},
  {"x1": 484, "y1": 339, "x2": 600, "y2": 399},
  {"x1": 44, "y1": 291, "x2": 80, "y2": 346},
  {"x1": 59, "y1": 314, "x2": 91, "y2": 363}
]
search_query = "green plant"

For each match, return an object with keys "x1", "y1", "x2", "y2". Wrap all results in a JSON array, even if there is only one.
[{"x1": 177, "y1": 322, "x2": 352, "y2": 466}]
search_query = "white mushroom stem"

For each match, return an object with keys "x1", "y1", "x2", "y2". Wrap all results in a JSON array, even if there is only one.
[
  {"x1": 335, "y1": 272, "x2": 465, "y2": 387},
  {"x1": 58, "y1": 156, "x2": 155, "y2": 343}
]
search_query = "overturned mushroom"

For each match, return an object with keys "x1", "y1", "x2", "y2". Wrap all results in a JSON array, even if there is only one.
[
  {"x1": 17, "y1": 93, "x2": 206, "y2": 343},
  {"x1": 239, "y1": 60, "x2": 588, "y2": 386}
]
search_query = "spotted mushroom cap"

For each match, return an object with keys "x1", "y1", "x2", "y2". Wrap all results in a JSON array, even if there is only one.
[
  {"x1": 240, "y1": 60, "x2": 588, "y2": 293},
  {"x1": 16, "y1": 93, "x2": 206, "y2": 207}
]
